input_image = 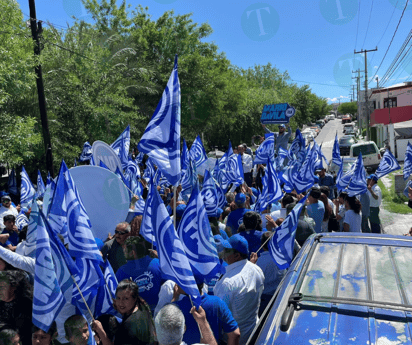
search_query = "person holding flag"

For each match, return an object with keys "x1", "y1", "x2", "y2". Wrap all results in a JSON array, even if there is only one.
[{"x1": 366, "y1": 174, "x2": 382, "y2": 234}]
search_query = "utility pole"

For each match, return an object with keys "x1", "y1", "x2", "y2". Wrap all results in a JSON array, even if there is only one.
[
  {"x1": 352, "y1": 69, "x2": 364, "y2": 134},
  {"x1": 376, "y1": 76, "x2": 379, "y2": 89},
  {"x1": 354, "y1": 47, "x2": 378, "y2": 141},
  {"x1": 28, "y1": 0, "x2": 54, "y2": 176},
  {"x1": 351, "y1": 85, "x2": 355, "y2": 102}
]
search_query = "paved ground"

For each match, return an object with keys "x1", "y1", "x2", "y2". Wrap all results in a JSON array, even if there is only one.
[{"x1": 316, "y1": 119, "x2": 410, "y2": 237}]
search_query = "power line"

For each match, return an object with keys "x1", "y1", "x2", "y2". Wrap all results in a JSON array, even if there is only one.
[
  {"x1": 354, "y1": 0, "x2": 362, "y2": 50},
  {"x1": 362, "y1": 0, "x2": 374, "y2": 49},
  {"x1": 369, "y1": 0, "x2": 409, "y2": 84},
  {"x1": 289, "y1": 79, "x2": 351, "y2": 87}
]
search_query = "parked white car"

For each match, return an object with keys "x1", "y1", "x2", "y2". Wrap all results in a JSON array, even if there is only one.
[{"x1": 350, "y1": 141, "x2": 381, "y2": 171}]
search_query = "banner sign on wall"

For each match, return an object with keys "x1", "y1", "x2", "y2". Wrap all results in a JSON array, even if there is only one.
[{"x1": 260, "y1": 103, "x2": 296, "y2": 124}]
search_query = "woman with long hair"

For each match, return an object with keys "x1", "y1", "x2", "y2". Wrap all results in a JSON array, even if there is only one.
[
  {"x1": 93, "y1": 280, "x2": 156, "y2": 345},
  {"x1": 343, "y1": 196, "x2": 362, "y2": 232},
  {"x1": 319, "y1": 193, "x2": 333, "y2": 233}
]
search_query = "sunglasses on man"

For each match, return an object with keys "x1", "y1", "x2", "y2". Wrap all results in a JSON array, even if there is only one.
[{"x1": 115, "y1": 230, "x2": 128, "y2": 235}]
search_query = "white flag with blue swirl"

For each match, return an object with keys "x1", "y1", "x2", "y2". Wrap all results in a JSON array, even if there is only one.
[
  {"x1": 216, "y1": 183, "x2": 227, "y2": 209},
  {"x1": 226, "y1": 154, "x2": 244, "y2": 187},
  {"x1": 181, "y1": 139, "x2": 189, "y2": 174},
  {"x1": 140, "y1": 184, "x2": 158, "y2": 246},
  {"x1": 126, "y1": 157, "x2": 140, "y2": 179},
  {"x1": 152, "y1": 186, "x2": 202, "y2": 308},
  {"x1": 293, "y1": 144, "x2": 315, "y2": 194},
  {"x1": 138, "y1": 55, "x2": 181, "y2": 186},
  {"x1": 33, "y1": 205, "x2": 66, "y2": 332},
  {"x1": 79, "y1": 141, "x2": 93, "y2": 162},
  {"x1": 375, "y1": 149, "x2": 401, "y2": 179},
  {"x1": 7, "y1": 168, "x2": 18, "y2": 195},
  {"x1": 190, "y1": 135, "x2": 208, "y2": 168},
  {"x1": 201, "y1": 170, "x2": 218, "y2": 217},
  {"x1": 143, "y1": 158, "x2": 156, "y2": 183},
  {"x1": 181, "y1": 158, "x2": 197, "y2": 201},
  {"x1": 25, "y1": 201, "x2": 39, "y2": 258},
  {"x1": 20, "y1": 166, "x2": 36, "y2": 208},
  {"x1": 36, "y1": 170, "x2": 46, "y2": 199},
  {"x1": 346, "y1": 153, "x2": 368, "y2": 197},
  {"x1": 336, "y1": 157, "x2": 357, "y2": 192},
  {"x1": 95, "y1": 260, "x2": 118, "y2": 318},
  {"x1": 280, "y1": 161, "x2": 300, "y2": 193},
  {"x1": 178, "y1": 183, "x2": 220, "y2": 279},
  {"x1": 135, "y1": 152, "x2": 145, "y2": 165},
  {"x1": 276, "y1": 146, "x2": 288, "y2": 171},
  {"x1": 259, "y1": 158, "x2": 283, "y2": 212},
  {"x1": 404, "y1": 142, "x2": 412, "y2": 180},
  {"x1": 287, "y1": 129, "x2": 304, "y2": 161},
  {"x1": 269, "y1": 195, "x2": 308, "y2": 270},
  {"x1": 131, "y1": 175, "x2": 145, "y2": 214},
  {"x1": 332, "y1": 134, "x2": 343, "y2": 167},
  {"x1": 111, "y1": 125, "x2": 130, "y2": 170},
  {"x1": 254, "y1": 134, "x2": 274, "y2": 165}
]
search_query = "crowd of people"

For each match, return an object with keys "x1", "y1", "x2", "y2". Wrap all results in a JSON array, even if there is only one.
[{"x1": 0, "y1": 123, "x2": 386, "y2": 345}]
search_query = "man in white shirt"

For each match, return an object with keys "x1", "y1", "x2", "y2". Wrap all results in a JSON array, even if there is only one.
[
  {"x1": 366, "y1": 174, "x2": 382, "y2": 233},
  {"x1": 214, "y1": 234, "x2": 264, "y2": 345},
  {"x1": 0, "y1": 195, "x2": 19, "y2": 230},
  {"x1": 238, "y1": 145, "x2": 253, "y2": 187}
]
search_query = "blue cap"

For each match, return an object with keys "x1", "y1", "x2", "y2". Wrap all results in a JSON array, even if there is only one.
[
  {"x1": 367, "y1": 174, "x2": 378, "y2": 182},
  {"x1": 0, "y1": 191, "x2": 9, "y2": 197},
  {"x1": 21, "y1": 207, "x2": 29, "y2": 214},
  {"x1": 214, "y1": 235, "x2": 230, "y2": 254},
  {"x1": 235, "y1": 193, "x2": 246, "y2": 204},
  {"x1": 228, "y1": 234, "x2": 249, "y2": 256},
  {"x1": 279, "y1": 124, "x2": 286, "y2": 128},
  {"x1": 251, "y1": 188, "x2": 260, "y2": 198},
  {"x1": 176, "y1": 204, "x2": 187, "y2": 217},
  {"x1": 210, "y1": 208, "x2": 223, "y2": 218}
]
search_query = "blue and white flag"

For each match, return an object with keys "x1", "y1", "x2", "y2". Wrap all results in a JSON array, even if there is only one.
[
  {"x1": 135, "y1": 152, "x2": 145, "y2": 166},
  {"x1": 20, "y1": 166, "x2": 36, "y2": 208},
  {"x1": 332, "y1": 134, "x2": 342, "y2": 167},
  {"x1": 276, "y1": 147, "x2": 288, "y2": 171},
  {"x1": 178, "y1": 183, "x2": 220, "y2": 280},
  {"x1": 190, "y1": 135, "x2": 208, "y2": 168},
  {"x1": 254, "y1": 134, "x2": 274, "y2": 165},
  {"x1": 216, "y1": 183, "x2": 227, "y2": 209},
  {"x1": 337, "y1": 157, "x2": 357, "y2": 191},
  {"x1": 138, "y1": 55, "x2": 181, "y2": 186},
  {"x1": 25, "y1": 201, "x2": 39, "y2": 258},
  {"x1": 95, "y1": 260, "x2": 118, "y2": 318},
  {"x1": 259, "y1": 158, "x2": 283, "y2": 212},
  {"x1": 46, "y1": 172, "x2": 52, "y2": 188},
  {"x1": 225, "y1": 154, "x2": 244, "y2": 187},
  {"x1": 33, "y1": 203, "x2": 66, "y2": 332},
  {"x1": 375, "y1": 149, "x2": 401, "y2": 179},
  {"x1": 181, "y1": 158, "x2": 197, "y2": 201},
  {"x1": 131, "y1": 175, "x2": 145, "y2": 215},
  {"x1": 201, "y1": 170, "x2": 218, "y2": 217},
  {"x1": 126, "y1": 157, "x2": 140, "y2": 179},
  {"x1": 79, "y1": 142, "x2": 93, "y2": 162},
  {"x1": 404, "y1": 142, "x2": 412, "y2": 180},
  {"x1": 140, "y1": 184, "x2": 158, "y2": 246},
  {"x1": 99, "y1": 160, "x2": 110, "y2": 171},
  {"x1": 346, "y1": 153, "x2": 368, "y2": 197},
  {"x1": 151, "y1": 186, "x2": 201, "y2": 307},
  {"x1": 293, "y1": 145, "x2": 315, "y2": 194},
  {"x1": 280, "y1": 161, "x2": 300, "y2": 193},
  {"x1": 143, "y1": 158, "x2": 156, "y2": 183},
  {"x1": 269, "y1": 195, "x2": 308, "y2": 270},
  {"x1": 7, "y1": 168, "x2": 18, "y2": 195},
  {"x1": 36, "y1": 170, "x2": 46, "y2": 199},
  {"x1": 111, "y1": 125, "x2": 130, "y2": 170},
  {"x1": 287, "y1": 129, "x2": 304, "y2": 161},
  {"x1": 181, "y1": 139, "x2": 190, "y2": 174},
  {"x1": 310, "y1": 140, "x2": 325, "y2": 172}
]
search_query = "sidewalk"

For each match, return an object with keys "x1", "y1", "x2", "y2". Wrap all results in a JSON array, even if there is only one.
[{"x1": 380, "y1": 175, "x2": 412, "y2": 236}]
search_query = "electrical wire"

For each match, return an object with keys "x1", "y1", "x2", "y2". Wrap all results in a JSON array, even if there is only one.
[
  {"x1": 354, "y1": 0, "x2": 362, "y2": 50},
  {"x1": 362, "y1": 0, "x2": 374, "y2": 49},
  {"x1": 369, "y1": 0, "x2": 409, "y2": 84}
]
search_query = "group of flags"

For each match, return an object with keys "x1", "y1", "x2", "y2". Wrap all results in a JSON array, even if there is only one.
[{"x1": 8, "y1": 54, "x2": 411, "y2": 335}]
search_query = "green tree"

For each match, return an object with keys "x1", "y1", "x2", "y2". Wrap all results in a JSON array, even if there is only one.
[{"x1": 338, "y1": 102, "x2": 357, "y2": 116}]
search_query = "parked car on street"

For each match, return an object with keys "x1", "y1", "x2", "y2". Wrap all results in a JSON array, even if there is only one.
[
  {"x1": 339, "y1": 135, "x2": 357, "y2": 155},
  {"x1": 342, "y1": 115, "x2": 351, "y2": 124},
  {"x1": 301, "y1": 132, "x2": 313, "y2": 144},
  {"x1": 316, "y1": 120, "x2": 325, "y2": 128},
  {"x1": 247, "y1": 233, "x2": 412, "y2": 345},
  {"x1": 350, "y1": 141, "x2": 381, "y2": 171}
]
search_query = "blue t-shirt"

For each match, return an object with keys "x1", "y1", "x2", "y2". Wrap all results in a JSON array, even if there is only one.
[
  {"x1": 175, "y1": 294, "x2": 238, "y2": 344},
  {"x1": 307, "y1": 201, "x2": 325, "y2": 234},
  {"x1": 1, "y1": 229, "x2": 19, "y2": 247},
  {"x1": 239, "y1": 230, "x2": 267, "y2": 258},
  {"x1": 116, "y1": 257, "x2": 163, "y2": 313},
  {"x1": 226, "y1": 208, "x2": 248, "y2": 235}
]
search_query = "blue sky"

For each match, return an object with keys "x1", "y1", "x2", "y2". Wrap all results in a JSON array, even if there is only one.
[{"x1": 15, "y1": 0, "x2": 412, "y2": 103}]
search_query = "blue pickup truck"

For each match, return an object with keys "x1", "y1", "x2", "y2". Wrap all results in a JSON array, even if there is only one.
[{"x1": 247, "y1": 233, "x2": 412, "y2": 344}]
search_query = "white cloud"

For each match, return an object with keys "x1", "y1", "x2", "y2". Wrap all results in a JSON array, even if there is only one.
[{"x1": 374, "y1": 66, "x2": 378, "y2": 69}]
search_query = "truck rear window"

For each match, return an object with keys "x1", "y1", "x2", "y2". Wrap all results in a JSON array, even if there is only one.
[{"x1": 352, "y1": 144, "x2": 377, "y2": 157}]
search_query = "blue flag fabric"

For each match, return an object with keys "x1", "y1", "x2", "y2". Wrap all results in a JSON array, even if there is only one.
[
  {"x1": 111, "y1": 125, "x2": 130, "y2": 170},
  {"x1": 33, "y1": 204, "x2": 66, "y2": 332},
  {"x1": 151, "y1": 186, "x2": 202, "y2": 308},
  {"x1": 280, "y1": 161, "x2": 301, "y2": 193},
  {"x1": 135, "y1": 152, "x2": 145, "y2": 166},
  {"x1": 226, "y1": 154, "x2": 244, "y2": 187},
  {"x1": 36, "y1": 170, "x2": 46, "y2": 199},
  {"x1": 216, "y1": 154, "x2": 230, "y2": 191},
  {"x1": 25, "y1": 201, "x2": 39, "y2": 258},
  {"x1": 143, "y1": 158, "x2": 156, "y2": 183},
  {"x1": 337, "y1": 157, "x2": 357, "y2": 192},
  {"x1": 201, "y1": 170, "x2": 219, "y2": 217},
  {"x1": 269, "y1": 195, "x2": 308, "y2": 270},
  {"x1": 293, "y1": 145, "x2": 315, "y2": 194},
  {"x1": 79, "y1": 142, "x2": 93, "y2": 162},
  {"x1": 254, "y1": 134, "x2": 274, "y2": 165},
  {"x1": 259, "y1": 159, "x2": 283, "y2": 212},
  {"x1": 216, "y1": 183, "x2": 227, "y2": 209},
  {"x1": 95, "y1": 260, "x2": 118, "y2": 318},
  {"x1": 126, "y1": 157, "x2": 140, "y2": 179},
  {"x1": 276, "y1": 147, "x2": 288, "y2": 170},
  {"x1": 99, "y1": 160, "x2": 110, "y2": 171},
  {"x1": 181, "y1": 139, "x2": 190, "y2": 174},
  {"x1": 190, "y1": 135, "x2": 208, "y2": 168},
  {"x1": 404, "y1": 142, "x2": 412, "y2": 180},
  {"x1": 177, "y1": 183, "x2": 220, "y2": 280},
  {"x1": 332, "y1": 134, "x2": 343, "y2": 173},
  {"x1": 46, "y1": 172, "x2": 52, "y2": 188},
  {"x1": 140, "y1": 184, "x2": 158, "y2": 246},
  {"x1": 375, "y1": 149, "x2": 401, "y2": 179},
  {"x1": 346, "y1": 153, "x2": 368, "y2": 197},
  {"x1": 7, "y1": 168, "x2": 18, "y2": 195},
  {"x1": 181, "y1": 158, "x2": 197, "y2": 200},
  {"x1": 138, "y1": 55, "x2": 181, "y2": 186},
  {"x1": 287, "y1": 129, "x2": 304, "y2": 162},
  {"x1": 20, "y1": 166, "x2": 36, "y2": 208}
]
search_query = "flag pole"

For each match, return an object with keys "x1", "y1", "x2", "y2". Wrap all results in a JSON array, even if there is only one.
[
  {"x1": 255, "y1": 230, "x2": 276, "y2": 255},
  {"x1": 71, "y1": 276, "x2": 95, "y2": 322},
  {"x1": 189, "y1": 295, "x2": 203, "y2": 339},
  {"x1": 173, "y1": 185, "x2": 177, "y2": 229}
]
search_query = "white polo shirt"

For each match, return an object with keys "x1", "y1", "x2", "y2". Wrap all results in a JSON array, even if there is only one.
[
  {"x1": 368, "y1": 184, "x2": 382, "y2": 208},
  {"x1": 241, "y1": 153, "x2": 253, "y2": 174}
]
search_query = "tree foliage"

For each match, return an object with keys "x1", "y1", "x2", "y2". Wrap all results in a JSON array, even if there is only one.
[{"x1": 338, "y1": 102, "x2": 358, "y2": 116}]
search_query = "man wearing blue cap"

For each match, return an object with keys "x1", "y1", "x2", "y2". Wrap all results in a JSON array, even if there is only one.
[
  {"x1": 225, "y1": 193, "x2": 248, "y2": 236},
  {"x1": 367, "y1": 174, "x2": 382, "y2": 233},
  {"x1": 214, "y1": 234, "x2": 264, "y2": 345},
  {"x1": 262, "y1": 123, "x2": 292, "y2": 153}
]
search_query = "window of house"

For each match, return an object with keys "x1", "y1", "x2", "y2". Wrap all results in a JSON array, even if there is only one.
[{"x1": 384, "y1": 97, "x2": 397, "y2": 108}]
